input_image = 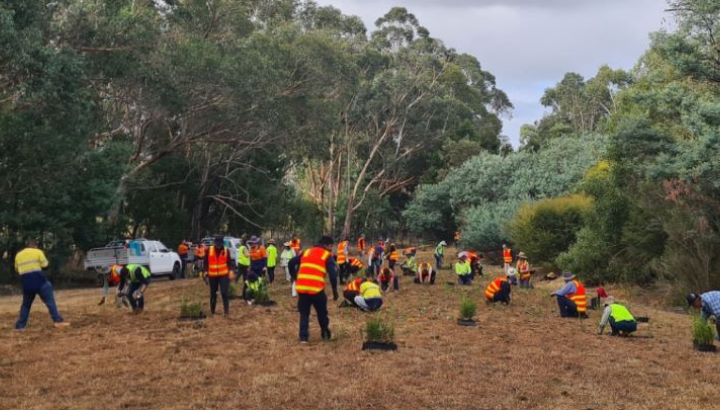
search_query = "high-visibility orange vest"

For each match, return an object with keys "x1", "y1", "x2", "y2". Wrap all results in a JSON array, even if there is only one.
[
  {"x1": 485, "y1": 277, "x2": 507, "y2": 301},
  {"x1": 296, "y1": 247, "x2": 331, "y2": 295},
  {"x1": 404, "y1": 247, "x2": 417, "y2": 255},
  {"x1": 568, "y1": 279, "x2": 587, "y2": 313},
  {"x1": 178, "y1": 244, "x2": 189, "y2": 256},
  {"x1": 337, "y1": 241, "x2": 348, "y2": 264},
  {"x1": 467, "y1": 252, "x2": 479, "y2": 262},
  {"x1": 388, "y1": 248, "x2": 399, "y2": 262},
  {"x1": 357, "y1": 238, "x2": 366, "y2": 251},
  {"x1": 109, "y1": 264, "x2": 122, "y2": 286},
  {"x1": 208, "y1": 246, "x2": 229, "y2": 277},
  {"x1": 503, "y1": 248, "x2": 512, "y2": 263},
  {"x1": 194, "y1": 244, "x2": 206, "y2": 258},
  {"x1": 517, "y1": 260, "x2": 531, "y2": 280},
  {"x1": 344, "y1": 277, "x2": 363, "y2": 292},
  {"x1": 349, "y1": 258, "x2": 364, "y2": 269},
  {"x1": 290, "y1": 239, "x2": 301, "y2": 254},
  {"x1": 454, "y1": 231, "x2": 460, "y2": 241}
]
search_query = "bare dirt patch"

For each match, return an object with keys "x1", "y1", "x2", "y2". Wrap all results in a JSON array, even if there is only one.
[{"x1": 1, "y1": 250, "x2": 718, "y2": 410}]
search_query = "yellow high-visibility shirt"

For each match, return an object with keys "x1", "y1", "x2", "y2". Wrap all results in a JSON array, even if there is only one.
[
  {"x1": 15, "y1": 248, "x2": 49, "y2": 275},
  {"x1": 360, "y1": 281, "x2": 382, "y2": 300}
]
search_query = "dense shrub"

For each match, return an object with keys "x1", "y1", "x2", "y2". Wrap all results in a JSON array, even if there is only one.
[{"x1": 508, "y1": 194, "x2": 592, "y2": 266}]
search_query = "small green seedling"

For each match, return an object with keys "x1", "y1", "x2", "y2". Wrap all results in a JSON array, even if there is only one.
[
  {"x1": 365, "y1": 316, "x2": 395, "y2": 344},
  {"x1": 459, "y1": 297, "x2": 477, "y2": 321}
]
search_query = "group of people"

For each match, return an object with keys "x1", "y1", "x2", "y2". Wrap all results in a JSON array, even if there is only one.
[{"x1": 14, "y1": 237, "x2": 719, "y2": 345}]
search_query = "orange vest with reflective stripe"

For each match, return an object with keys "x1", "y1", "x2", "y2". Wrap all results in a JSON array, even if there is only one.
[
  {"x1": 357, "y1": 238, "x2": 366, "y2": 251},
  {"x1": 349, "y1": 258, "x2": 364, "y2": 269},
  {"x1": 568, "y1": 279, "x2": 587, "y2": 313},
  {"x1": 337, "y1": 241, "x2": 348, "y2": 264},
  {"x1": 296, "y1": 247, "x2": 331, "y2": 295},
  {"x1": 290, "y1": 239, "x2": 301, "y2": 254},
  {"x1": 389, "y1": 249, "x2": 399, "y2": 262},
  {"x1": 344, "y1": 277, "x2": 363, "y2": 292},
  {"x1": 194, "y1": 244, "x2": 206, "y2": 258},
  {"x1": 503, "y1": 248, "x2": 512, "y2": 263},
  {"x1": 517, "y1": 260, "x2": 530, "y2": 280},
  {"x1": 208, "y1": 246, "x2": 229, "y2": 277},
  {"x1": 250, "y1": 246, "x2": 267, "y2": 261},
  {"x1": 485, "y1": 277, "x2": 507, "y2": 301}
]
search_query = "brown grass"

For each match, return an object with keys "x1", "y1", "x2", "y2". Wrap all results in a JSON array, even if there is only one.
[{"x1": 1, "y1": 249, "x2": 719, "y2": 410}]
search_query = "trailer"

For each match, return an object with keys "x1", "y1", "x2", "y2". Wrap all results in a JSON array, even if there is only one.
[{"x1": 84, "y1": 239, "x2": 182, "y2": 280}]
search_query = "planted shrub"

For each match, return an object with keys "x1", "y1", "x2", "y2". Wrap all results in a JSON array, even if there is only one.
[
  {"x1": 693, "y1": 316, "x2": 715, "y2": 347},
  {"x1": 459, "y1": 298, "x2": 477, "y2": 321},
  {"x1": 180, "y1": 300, "x2": 203, "y2": 318},
  {"x1": 365, "y1": 316, "x2": 395, "y2": 344},
  {"x1": 254, "y1": 279, "x2": 271, "y2": 305}
]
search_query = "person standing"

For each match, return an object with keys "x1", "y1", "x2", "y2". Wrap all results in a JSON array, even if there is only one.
[
  {"x1": 14, "y1": 240, "x2": 70, "y2": 330},
  {"x1": 357, "y1": 234, "x2": 366, "y2": 257},
  {"x1": 177, "y1": 240, "x2": 189, "y2": 279},
  {"x1": 280, "y1": 241, "x2": 296, "y2": 282},
  {"x1": 236, "y1": 239, "x2": 250, "y2": 284},
  {"x1": 516, "y1": 252, "x2": 532, "y2": 289},
  {"x1": 502, "y1": 244, "x2": 513, "y2": 274},
  {"x1": 118, "y1": 264, "x2": 151, "y2": 313},
  {"x1": 194, "y1": 241, "x2": 207, "y2": 278},
  {"x1": 295, "y1": 236, "x2": 338, "y2": 343},
  {"x1": 336, "y1": 237, "x2": 349, "y2": 284},
  {"x1": 290, "y1": 234, "x2": 301, "y2": 255},
  {"x1": 204, "y1": 236, "x2": 235, "y2": 316},
  {"x1": 371, "y1": 241, "x2": 384, "y2": 278},
  {"x1": 434, "y1": 241, "x2": 447, "y2": 269},
  {"x1": 266, "y1": 239, "x2": 278, "y2": 284}
]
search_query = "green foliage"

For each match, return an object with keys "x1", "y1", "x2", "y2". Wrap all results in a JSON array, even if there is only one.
[
  {"x1": 180, "y1": 300, "x2": 204, "y2": 318},
  {"x1": 254, "y1": 278, "x2": 271, "y2": 305},
  {"x1": 459, "y1": 298, "x2": 477, "y2": 321},
  {"x1": 508, "y1": 194, "x2": 593, "y2": 267},
  {"x1": 364, "y1": 315, "x2": 395, "y2": 343},
  {"x1": 692, "y1": 315, "x2": 715, "y2": 346}
]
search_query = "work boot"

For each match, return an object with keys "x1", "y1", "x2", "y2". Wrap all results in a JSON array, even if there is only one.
[
  {"x1": 98, "y1": 297, "x2": 106, "y2": 306},
  {"x1": 321, "y1": 328, "x2": 332, "y2": 341},
  {"x1": 53, "y1": 322, "x2": 71, "y2": 329}
]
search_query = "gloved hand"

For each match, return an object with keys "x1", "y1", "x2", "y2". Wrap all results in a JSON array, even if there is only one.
[
  {"x1": 333, "y1": 290, "x2": 339, "y2": 301},
  {"x1": 133, "y1": 290, "x2": 143, "y2": 300}
]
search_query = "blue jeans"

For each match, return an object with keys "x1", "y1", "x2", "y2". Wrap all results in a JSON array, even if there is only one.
[
  {"x1": 556, "y1": 296, "x2": 578, "y2": 318},
  {"x1": 435, "y1": 254, "x2": 443, "y2": 269},
  {"x1": 16, "y1": 281, "x2": 64, "y2": 329},
  {"x1": 610, "y1": 318, "x2": 637, "y2": 335},
  {"x1": 127, "y1": 281, "x2": 147, "y2": 310},
  {"x1": 458, "y1": 275, "x2": 472, "y2": 286}
]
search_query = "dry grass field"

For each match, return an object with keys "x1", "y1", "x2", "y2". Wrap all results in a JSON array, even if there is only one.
[{"x1": 1, "y1": 249, "x2": 719, "y2": 410}]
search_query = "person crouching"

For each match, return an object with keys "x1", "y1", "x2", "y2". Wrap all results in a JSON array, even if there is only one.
[
  {"x1": 118, "y1": 264, "x2": 151, "y2": 313},
  {"x1": 355, "y1": 278, "x2": 383, "y2": 312}
]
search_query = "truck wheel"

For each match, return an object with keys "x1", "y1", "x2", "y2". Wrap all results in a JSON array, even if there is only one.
[{"x1": 170, "y1": 263, "x2": 180, "y2": 280}]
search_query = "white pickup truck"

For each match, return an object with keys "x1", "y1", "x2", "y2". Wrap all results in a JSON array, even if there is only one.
[
  {"x1": 190, "y1": 236, "x2": 242, "y2": 264},
  {"x1": 84, "y1": 239, "x2": 183, "y2": 279}
]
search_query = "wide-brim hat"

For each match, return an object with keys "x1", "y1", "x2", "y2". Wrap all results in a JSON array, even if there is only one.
[
  {"x1": 518, "y1": 252, "x2": 527, "y2": 259},
  {"x1": 507, "y1": 268, "x2": 517, "y2": 277},
  {"x1": 562, "y1": 271, "x2": 576, "y2": 281},
  {"x1": 439, "y1": 241, "x2": 447, "y2": 246},
  {"x1": 458, "y1": 251, "x2": 468, "y2": 259},
  {"x1": 283, "y1": 241, "x2": 291, "y2": 247},
  {"x1": 604, "y1": 296, "x2": 616, "y2": 306},
  {"x1": 267, "y1": 239, "x2": 275, "y2": 244},
  {"x1": 248, "y1": 236, "x2": 260, "y2": 244}
]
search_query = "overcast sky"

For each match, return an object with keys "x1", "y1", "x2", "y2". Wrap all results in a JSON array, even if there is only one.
[{"x1": 316, "y1": 0, "x2": 672, "y2": 147}]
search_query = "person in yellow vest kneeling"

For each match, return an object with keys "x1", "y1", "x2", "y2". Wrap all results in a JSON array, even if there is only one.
[
  {"x1": 355, "y1": 277, "x2": 383, "y2": 312},
  {"x1": 118, "y1": 264, "x2": 151, "y2": 314},
  {"x1": 598, "y1": 296, "x2": 637, "y2": 336},
  {"x1": 295, "y1": 236, "x2": 339, "y2": 343},
  {"x1": 551, "y1": 271, "x2": 588, "y2": 318}
]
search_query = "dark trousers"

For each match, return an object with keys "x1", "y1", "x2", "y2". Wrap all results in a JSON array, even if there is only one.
[
  {"x1": 15, "y1": 281, "x2": 64, "y2": 329},
  {"x1": 236, "y1": 265, "x2": 248, "y2": 283},
  {"x1": 556, "y1": 296, "x2": 578, "y2": 318},
  {"x1": 459, "y1": 275, "x2": 472, "y2": 286},
  {"x1": 610, "y1": 318, "x2": 637, "y2": 335},
  {"x1": 267, "y1": 266, "x2": 276, "y2": 284},
  {"x1": 380, "y1": 281, "x2": 390, "y2": 291},
  {"x1": 492, "y1": 282, "x2": 511, "y2": 304},
  {"x1": 127, "y1": 281, "x2": 147, "y2": 310},
  {"x1": 338, "y1": 263, "x2": 348, "y2": 283},
  {"x1": 179, "y1": 257, "x2": 187, "y2": 279},
  {"x1": 209, "y1": 275, "x2": 230, "y2": 314},
  {"x1": 435, "y1": 254, "x2": 443, "y2": 269},
  {"x1": 344, "y1": 290, "x2": 358, "y2": 305},
  {"x1": 298, "y1": 292, "x2": 329, "y2": 341}
]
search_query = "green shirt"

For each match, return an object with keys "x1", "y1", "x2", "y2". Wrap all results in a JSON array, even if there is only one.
[
  {"x1": 238, "y1": 245, "x2": 250, "y2": 266},
  {"x1": 435, "y1": 244, "x2": 445, "y2": 256}
]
